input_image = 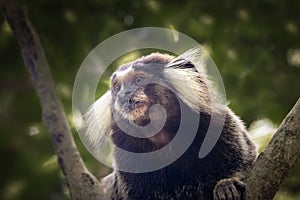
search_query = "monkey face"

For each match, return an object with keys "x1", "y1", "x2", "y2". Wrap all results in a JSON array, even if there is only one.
[
  {"x1": 109, "y1": 61, "x2": 182, "y2": 148},
  {"x1": 111, "y1": 65, "x2": 158, "y2": 124}
]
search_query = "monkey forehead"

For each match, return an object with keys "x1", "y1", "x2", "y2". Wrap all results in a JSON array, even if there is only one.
[
  {"x1": 111, "y1": 64, "x2": 151, "y2": 83},
  {"x1": 114, "y1": 65, "x2": 134, "y2": 77},
  {"x1": 111, "y1": 65, "x2": 135, "y2": 84},
  {"x1": 112, "y1": 63, "x2": 162, "y2": 84}
]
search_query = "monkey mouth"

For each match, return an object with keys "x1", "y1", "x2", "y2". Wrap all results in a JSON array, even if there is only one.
[
  {"x1": 117, "y1": 93, "x2": 151, "y2": 121},
  {"x1": 125, "y1": 98, "x2": 150, "y2": 121}
]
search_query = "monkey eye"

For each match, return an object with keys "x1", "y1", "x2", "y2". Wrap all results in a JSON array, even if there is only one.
[
  {"x1": 134, "y1": 76, "x2": 146, "y2": 85},
  {"x1": 113, "y1": 84, "x2": 121, "y2": 93}
]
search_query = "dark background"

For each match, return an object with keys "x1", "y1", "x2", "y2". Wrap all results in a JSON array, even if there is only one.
[{"x1": 0, "y1": 0, "x2": 299, "y2": 199}]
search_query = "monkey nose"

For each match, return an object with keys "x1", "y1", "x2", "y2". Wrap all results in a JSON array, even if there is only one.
[
  {"x1": 129, "y1": 97, "x2": 140, "y2": 106},
  {"x1": 128, "y1": 98, "x2": 145, "y2": 109},
  {"x1": 118, "y1": 90, "x2": 132, "y2": 101},
  {"x1": 129, "y1": 97, "x2": 134, "y2": 105}
]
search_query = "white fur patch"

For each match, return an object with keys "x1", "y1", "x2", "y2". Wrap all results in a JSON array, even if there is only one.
[
  {"x1": 163, "y1": 47, "x2": 218, "y2": 113},
  {"x1": 164, "y1": 67, "x2": 208, "y2": 113},
  {"x1": 81, "y1": 91, "x2": 113, "y2": 156},
  {"x1": 114, "y1": 65, "x2": 133, "y2": 77}
]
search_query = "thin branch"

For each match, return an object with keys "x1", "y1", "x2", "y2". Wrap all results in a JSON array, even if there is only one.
[
  {"x1": 245, "y1": 97, "x2": 300, "y2": 200},
  {"x1": 0, "y1": 0, "x2": 103, "y2": 199}
]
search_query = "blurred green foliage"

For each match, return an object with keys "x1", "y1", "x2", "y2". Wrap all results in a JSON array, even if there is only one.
[{"x1": 0, "y1": 0, "x2": 299, "y2": 199}]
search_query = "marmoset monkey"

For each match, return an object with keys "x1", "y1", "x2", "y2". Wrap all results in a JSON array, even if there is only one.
[{"x1": 82, "y1": 48, "x2": 257, "y2": 200}]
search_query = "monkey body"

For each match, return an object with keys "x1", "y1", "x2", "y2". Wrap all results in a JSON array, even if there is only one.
[
  {"x1": 83, "y1": 49, "x2": 257, "y2": 200},
  {"x1": 104, "y1": 108, "x2": 255, "y2": 200}
]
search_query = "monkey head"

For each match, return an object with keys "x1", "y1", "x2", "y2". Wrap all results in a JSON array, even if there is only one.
[
  {"x1": 110, "y1": 53, "x2": 181, "y2": 126},
  {"x1": 82, "y1": 48, "x2": 214, "y2": 154}
]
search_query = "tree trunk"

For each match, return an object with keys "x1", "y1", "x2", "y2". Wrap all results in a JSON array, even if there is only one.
[{"x1": 0, "y1": 0, "x2": 103, "y2": 199}]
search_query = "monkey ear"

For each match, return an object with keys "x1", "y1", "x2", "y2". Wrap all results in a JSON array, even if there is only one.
[
  {"x1": 166, "y1": 46, "x2": 206, "y2": 70},
  {"x1": 166, "y1": 57, "x2": 195, "y2": 70},
  {"x1": 163, "y1": 47, "x2": 212, "y2": 113},
  {"x1": 167, "y1": 47, "x2": 207, "y2": 71}
]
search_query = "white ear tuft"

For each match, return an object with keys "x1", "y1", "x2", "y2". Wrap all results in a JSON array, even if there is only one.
[
  {"x1": 80, "y1": 91, "x2": 113, "y2": 157},
  {"x1": 164, "y1": 68, "x2": 207, "y2": 113},
  {"x1": 163, "y1": 47, "x2": 213, "y2": 113}
]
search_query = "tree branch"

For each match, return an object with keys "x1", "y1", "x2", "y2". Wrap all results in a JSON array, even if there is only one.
[
  {"x1": 245, "y1": 97, "x2": 300, "y2": 200},
  {"x1": 0, "y1": 0, "x2": 103, "y2": 199}
]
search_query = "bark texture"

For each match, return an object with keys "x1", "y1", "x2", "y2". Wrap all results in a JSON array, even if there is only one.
[
  {"x1": 0, "y1": 0, "x2": 103, "y2": 199},
  {"x1": 245, "y1": 97, "x2": 300, "y2": 200}
]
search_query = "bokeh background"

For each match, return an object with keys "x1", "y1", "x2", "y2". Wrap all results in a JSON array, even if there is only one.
[{"x1": 1, "y1": 0, "x2": 300, "y2": 199}]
